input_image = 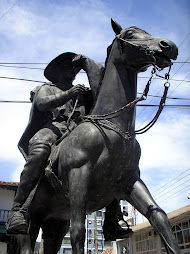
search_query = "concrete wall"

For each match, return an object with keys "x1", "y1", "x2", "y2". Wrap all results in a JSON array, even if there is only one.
[
  {"x1": 0, "y1": 188, "x2": 16, "y2": 254},
  {"x1": 0, "y1": 188, "x2": 15, "y2": 210}
]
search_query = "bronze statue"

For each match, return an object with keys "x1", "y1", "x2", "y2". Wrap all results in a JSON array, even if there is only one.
[
  {"x1": 7, "y1": 51, "x2": 131, "y2": 241},
  {"x1": 7, "y1": 19, "x2": 180, "y2": 254}
]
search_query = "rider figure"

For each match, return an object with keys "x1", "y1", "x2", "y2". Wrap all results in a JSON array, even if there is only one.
[
  {"x1": 6, "y1": 52, "x2": 132, "y2": 240},
  {"x1": 6, "y1": 52, "x2": 91, "y2": 235}
]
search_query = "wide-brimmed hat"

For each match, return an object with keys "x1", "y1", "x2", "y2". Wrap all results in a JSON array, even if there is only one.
[{"x1": 44, "y1": 52, "x2": 81, "y2": 83}]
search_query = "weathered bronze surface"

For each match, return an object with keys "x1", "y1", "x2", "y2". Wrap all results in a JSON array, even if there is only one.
[{"x1": 7, "y1": 19, "x2": 179, "y2": 254}]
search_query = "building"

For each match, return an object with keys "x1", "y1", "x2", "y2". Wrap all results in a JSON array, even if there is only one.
[
  {"x1": 114, "y1": 205, "x2": 190, "y2": 254},
  {"x1": 59, "y1": 209, "x2": 113, "y2": 254},
  {"x1": 59, "y1": 201, "x2": 129, "y2": 254},
  {"x1": 0, "y1": 180, "x2": 18, "y2": 254}
]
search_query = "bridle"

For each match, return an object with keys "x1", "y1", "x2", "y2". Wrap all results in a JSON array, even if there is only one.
[{"x1": 83, "y1": 33, "x2": 172, "y2": 138}]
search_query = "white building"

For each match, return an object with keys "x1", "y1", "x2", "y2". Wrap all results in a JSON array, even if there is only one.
[
  {"x1": 0, "y1": 180, "x2": 18, "y2": 254},
  {"x1": 114, "y1": 205, "x2": 190, "y2": 254},
  {"x1": 59, "y1": 201, "x2": 129, "y2": 254}
]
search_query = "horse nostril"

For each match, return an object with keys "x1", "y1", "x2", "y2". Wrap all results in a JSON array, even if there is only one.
[{"x1": 159, "y1": 40, "x2": 170, "y2": 49}]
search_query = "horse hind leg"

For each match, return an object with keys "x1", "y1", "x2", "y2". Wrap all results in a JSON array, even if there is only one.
[{"x1": 123, "y1": 175, "x2": 180, "y2": 254}]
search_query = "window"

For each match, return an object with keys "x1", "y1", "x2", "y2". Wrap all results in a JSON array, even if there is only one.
[
  {"x1": 135, "y1": 230, "x2": 158, "y2": 254},
  {"x1": 97, "y1": 220, "x2": 102, "y2": 226},
  {"x1": 97, "y1": 229, "x2": 102, "y2": 235},
  {"x1": 98, "y1": 240, "x2": 102, "y2": 246},
  {"x1": 64, "y1": 238, "x2": 71, "y2": 244},
  {"x1": 97, "y1": 211, "x2": 102, "y2": 217},
  {"x1": 171, "y1": 220, "x2": 190, "y2": 250}
]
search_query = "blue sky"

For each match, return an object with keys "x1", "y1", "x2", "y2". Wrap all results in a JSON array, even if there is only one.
[{"x1": 0, "y1": 0, "x2": 190, "y2": 219}]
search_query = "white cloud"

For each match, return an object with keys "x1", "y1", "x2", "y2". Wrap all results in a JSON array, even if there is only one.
[
  {"x1": 0, "y1": 0, "x2": 189, "y2": 216},
  {"x1": 137, "y1": 111, "x2": 190, "y2": 172}
]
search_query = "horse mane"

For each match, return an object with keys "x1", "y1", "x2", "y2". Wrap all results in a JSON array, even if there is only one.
[
  {"x1": 89, "y1": 26, "x2": 150, "y2": 112},
  {"x1": 88, "y1": 41, "x2": 113, "y2": 113}
]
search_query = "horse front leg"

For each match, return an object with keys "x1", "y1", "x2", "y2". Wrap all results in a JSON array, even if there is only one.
[
  {"x1": 69, "y1": 162, "x2": 91, "y2": 254},
  {"x1": 124, "y1": 175, "x2": 180, "y2": 254},
  {"x1": 43, "y1": 220, "x2": 70, "y2": 254}
]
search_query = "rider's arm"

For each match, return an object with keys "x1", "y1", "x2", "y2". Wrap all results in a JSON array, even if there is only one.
[
  {"x1": 72, "y1": 55, "x2": 104, "y2": 98},
  {"x1": 35, "y1": 85, "x2": 71, "y2": 112},
  {"x1": 35, "y1": 84, "x2": 86, "y2": 112}
]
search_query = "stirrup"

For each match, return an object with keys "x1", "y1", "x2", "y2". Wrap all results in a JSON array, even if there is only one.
[{"x1": 6, "y1": 210, "x2": 30, "y2": 235}]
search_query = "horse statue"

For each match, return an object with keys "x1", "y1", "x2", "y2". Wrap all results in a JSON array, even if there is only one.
[{"x1": 8, "y1": 19, "x2": 180, "y2": 254}]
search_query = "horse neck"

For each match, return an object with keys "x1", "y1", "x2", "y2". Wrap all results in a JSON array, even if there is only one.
[{"x1": 91, "y1": 59, "x2": 138, "y2": 132}]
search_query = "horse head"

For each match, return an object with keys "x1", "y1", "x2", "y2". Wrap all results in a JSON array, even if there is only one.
[{"x1": 110, "y1": 18, "x2": 178, "y2": 72}]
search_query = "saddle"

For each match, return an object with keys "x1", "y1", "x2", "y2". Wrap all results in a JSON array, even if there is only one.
[{"x1": 44, "y1": 121, "x2": 77, "y2": 193}]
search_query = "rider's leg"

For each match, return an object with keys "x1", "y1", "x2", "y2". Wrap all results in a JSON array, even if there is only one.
[
  {"x1": 124, "y1": 174, "x2": 180, "y2": 254},
  {"x1": 6, "y1": 128, "x2": 57, "y2": 234},
  {"x1": 103, "y1": 199, "x2": 133, "y2": 241}
]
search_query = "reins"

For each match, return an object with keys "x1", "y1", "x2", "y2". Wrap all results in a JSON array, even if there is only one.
[
  {"x1": 135, "y1": 66, "x2": 171, "y2": 134},
  {"x1": 84, "y1": 65, "x2": 171, "y2": 136}
]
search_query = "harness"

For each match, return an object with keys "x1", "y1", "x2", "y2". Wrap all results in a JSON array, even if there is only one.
[{"x1": 83, "y1": 66, "x2": 171, "y2": 140}]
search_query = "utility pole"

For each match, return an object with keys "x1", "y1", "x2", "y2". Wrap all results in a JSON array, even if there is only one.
[{"x1": 94, "y1": 211, "x2": 98, "y2": 254}]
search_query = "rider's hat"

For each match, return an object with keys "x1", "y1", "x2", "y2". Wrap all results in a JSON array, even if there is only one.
[{"x1": 44, "y1": 52, "x2": 81, "y2": 83}]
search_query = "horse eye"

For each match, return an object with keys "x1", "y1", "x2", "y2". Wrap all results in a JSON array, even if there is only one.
[{"x1": 127, "y1": 31, "x2": 134, "y2": 39}]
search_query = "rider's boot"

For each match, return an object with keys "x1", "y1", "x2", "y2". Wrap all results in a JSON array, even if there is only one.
[
  {"x1": 6, "y1": 142, "x2": 51, "y2": 235},
  {"x1": 103, "y1": 199, "x2": 133, "y2": 241}
]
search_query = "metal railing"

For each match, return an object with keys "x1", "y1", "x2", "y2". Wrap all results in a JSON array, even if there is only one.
[{"x1": 0, "y1": 209, "x2": 10, "y2": 223}]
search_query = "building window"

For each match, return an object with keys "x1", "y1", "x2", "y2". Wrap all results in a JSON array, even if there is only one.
[
  {"x1": 97, "y1": 229, "x2": 102, "y2": 235},
  {"x1": 97, "y1": 220, "x2": 102, "y2": 226},
  {"x1": 98, "y1": 240, "x2": 102, "y2": 246},
  {"x1": 63, "y1": 249, "x2": 72, "y2": 254},
  {"x1": 170, "y1": 220, "x2": 190, "y2": 251},
  {"x1": 64, "y1": 238, "x2": 71, "y2": 244},
  {"x1": 135, "y1": 230, "x2": 158, "y2": 254},
  {"x1": 97, "y1": 211, "x2": 102, "y2": 217}
]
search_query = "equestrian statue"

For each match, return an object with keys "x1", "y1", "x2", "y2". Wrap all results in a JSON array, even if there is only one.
[{"x1": 7, "y1": 19, "x2": 180, "y2": 254}]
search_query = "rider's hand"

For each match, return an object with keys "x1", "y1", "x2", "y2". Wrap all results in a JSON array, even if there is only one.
[
  {"x1": 68, "y1": 84, "x2": 87, "y2": 98},
  {"x1": 72, "y1": 55, "x2": 85, "y2": 68}
]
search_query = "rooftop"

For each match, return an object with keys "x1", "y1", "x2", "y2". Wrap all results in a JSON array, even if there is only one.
[
  {"x1": 131, "y1": 204, "x2": 190, "y2": 233},
  {"x1": 0, "y1": 180, "x2": 19, "y2": 190}
]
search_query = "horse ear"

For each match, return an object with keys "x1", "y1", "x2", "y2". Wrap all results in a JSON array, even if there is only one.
[{"x1": 111, "y1": 18, "x2": 123, "y2": 35}]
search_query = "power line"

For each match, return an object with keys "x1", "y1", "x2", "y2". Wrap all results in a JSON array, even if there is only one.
[
  {"x1": 136, "y1": 70, "x2": 190, "y2": 129},
  {"x1": 0, "y1": 63, "x2": 48, "y2": 65},
  {"x1": 178, "y1": 32, "x2": 190, "y2": 48},
  {"x1": 1, "y1": 65, "x2": 190, "y2": 83},
  {"x1": 136, "y1": 50, "x2": 190, "y2": 124},
  {"x1": 0, "y1": 64, "x2": 44, "y2": 70},
  {"x1": 0, "y1": 100, "x2": 30, "y2": 103},
  {"x1": 0, "y1": 100, "x2": 190, "y2": 109},
  {"x1": 0, "y1": 71, "x2": 190, "y2": 84},
  {"x1": 0, "y1": 76, "x2": 47, "y2": 83},
  {"x1": 168, "y1": 72, "x2": 190, "y2": 97},
  {"x1": 0, "y1": 0, "x2": 22, "y2": 21},
  {"x1": 170, "y1": 56, "x2": 190, "y2": 78},
  {"x1": 158, "y1": 185, "x2": 190, "y2": 205},
  {"x1": 0, "y1": 61, "x2": 189, "y2": 65},
  {"x1": 154, "y1": 176, "x2": 190, "y2": 200},
  {"x1": 152, "y1": 168, "x2": 190, "y2": 194}
]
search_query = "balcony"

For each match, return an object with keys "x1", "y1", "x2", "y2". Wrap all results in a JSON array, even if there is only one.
[{"x1": 0, "y1": 210, "x2": 10, "y2": 233}]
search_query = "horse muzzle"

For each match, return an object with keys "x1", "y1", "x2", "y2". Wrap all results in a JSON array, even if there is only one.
[{"x1": 153, "y1": 38, "x2": 178, "y2": 69}]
